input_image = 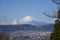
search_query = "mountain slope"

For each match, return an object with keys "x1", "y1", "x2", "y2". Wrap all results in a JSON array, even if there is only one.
[{"x1": 0, "y1": 24, "x2": 54, "y2": 33}]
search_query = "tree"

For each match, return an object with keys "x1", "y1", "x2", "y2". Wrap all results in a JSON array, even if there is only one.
[
  {"x1": 43, "y1": 0, "x2": 60, "y2": 40},
  {"x1": 44, "y1": 9, "x2": 60, "y2": 40}
]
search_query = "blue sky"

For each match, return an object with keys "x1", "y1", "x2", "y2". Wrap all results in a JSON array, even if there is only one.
[{"x1": 0, "y1": 0, "x2": 58, "y2": 23}]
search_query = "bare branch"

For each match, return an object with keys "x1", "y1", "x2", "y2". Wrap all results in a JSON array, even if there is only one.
[
  {"x1": 43, "y1": 12, "x2": 57, "y2": 18},
  {"x1": 52, "y1": 0, "x2": 60, "y2": 4}
]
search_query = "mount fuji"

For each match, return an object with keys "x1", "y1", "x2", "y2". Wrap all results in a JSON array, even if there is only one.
[
  {"x1": 19, "y1": 16, "x2": 48, "y2": 26},
  {"x1": 0, "y1": 16, "x2": 54, "y2": 33}
]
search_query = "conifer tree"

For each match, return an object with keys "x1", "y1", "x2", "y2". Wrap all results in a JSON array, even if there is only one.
[
  {"x1": 43, "y1": 0, "x2": 60, "y2": 40},
  {"x1": 50, "y1": 9, "x2": 60, "y2": 40}
]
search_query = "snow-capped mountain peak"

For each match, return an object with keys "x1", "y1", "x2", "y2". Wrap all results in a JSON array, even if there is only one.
[
  {"x1": 19, "y1": 16, "x2": 48, "y2": 26},
  {"x1": 19, "y1": 16, "x2": 39, "y2": 24}
]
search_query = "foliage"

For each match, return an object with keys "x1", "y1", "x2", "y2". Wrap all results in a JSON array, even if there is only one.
[{"x1": 50, "y1": 20, "x2": 60, "y2": 40}]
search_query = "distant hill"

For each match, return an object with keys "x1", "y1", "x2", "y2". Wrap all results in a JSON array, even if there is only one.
[
  {"x1": 0, "y1": 24, "x2": 54, "y2": 33},
  {"x1": 39, "y1": 24, "x2": 54, "y2": 31}
]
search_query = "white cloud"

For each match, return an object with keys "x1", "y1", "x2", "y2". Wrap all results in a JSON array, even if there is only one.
[{"x1": 12, "y1": 19, "x2": 17, "y2": 25}]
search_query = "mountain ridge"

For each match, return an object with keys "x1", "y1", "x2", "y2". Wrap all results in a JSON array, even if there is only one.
[{"x1": 0, "y1": 23, "x2": 54, "y2": 33}]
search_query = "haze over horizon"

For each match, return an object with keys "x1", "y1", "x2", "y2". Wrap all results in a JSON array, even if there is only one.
[{"x1": 0, "y1": 16, "x2": 55, "y2": 25}]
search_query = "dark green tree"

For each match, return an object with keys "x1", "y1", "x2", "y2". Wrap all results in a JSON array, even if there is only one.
[
  {"x1": 43, "y1": 0, "x2": 60, "y2": 40},
  {"x1": 50, "y1": 9, "x2": 60, "y2": 40},
  {"x1": 43, "y1": 9, "x2": 60, "y2": 40},
  {"x1": 50, "y1": 0, "x2": 60, "y2": 40}
]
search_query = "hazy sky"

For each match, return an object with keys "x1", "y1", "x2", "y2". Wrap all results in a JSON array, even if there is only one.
[{"x1": 0, "y1": 0, "x2": 58, "y2": 24}]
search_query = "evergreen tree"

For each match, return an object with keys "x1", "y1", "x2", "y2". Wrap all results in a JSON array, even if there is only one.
[
  {"x1": 50, "y1": 9, "x2": 60, "y2": 40},
  {"x1": 43, "y1": 0, "x2": 60, "y2": 40}
]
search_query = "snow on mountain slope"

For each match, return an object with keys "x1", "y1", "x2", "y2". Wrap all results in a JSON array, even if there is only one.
[
  {"x1": 19, "y1": 16, "x2": 39, "y2": 24},
  {"x1": 19, "y1": 16, "x2": 47, "y2": 26}
]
